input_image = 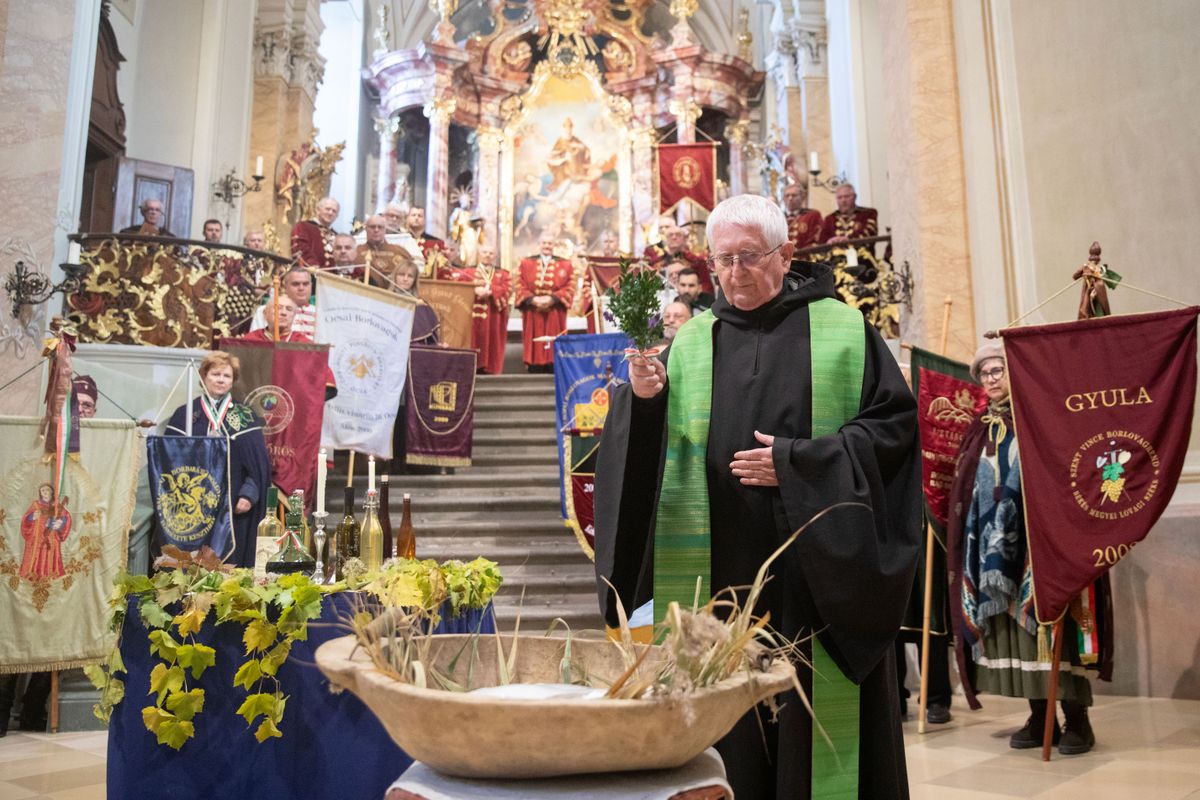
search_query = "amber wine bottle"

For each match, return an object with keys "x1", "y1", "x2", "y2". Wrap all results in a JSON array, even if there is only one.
[
  {"x1": 253, "y1": 487, "x2": 283, "y2": 580},
  {"x1": 360, "y1": 488, "x2": 384, "y2": 572},
  {"x1": 266, "y1": 492, "x2": 315, "y2": 577},
  {"x1": 395, "y1": 493, "x2": 417, "y2": 560},
  {"x1": 334, "y1": 485, "x2": 360, "y2": 579}
]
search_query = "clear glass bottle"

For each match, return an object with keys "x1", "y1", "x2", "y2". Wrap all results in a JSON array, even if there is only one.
[
  {"x1": 395, "y1": 493, "x2": 416, "y2": 561},
  {"x1": 360, "y1": 488, "x2": 384, "y2": 572},
  {"x1": 379, "y1": 474, "x2": 394, "y2": 559},
  {"x1": 334, "y1": 485, "x2": 360, "y2": 580},
  {"x1": 253, "y1": 487, "x2": 283, "y2": 580},
  {"x1": 266, "y1": 492, "x2": 316, "y2": 577},
  {"x1": 288, "y1": 489, "x2": 312, "y2": 554}
]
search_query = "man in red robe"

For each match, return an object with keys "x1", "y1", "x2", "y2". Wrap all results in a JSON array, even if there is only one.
[
  {"x1": 516, "y1": 232, "x2": 574, "y2": 373},
  {"x1": 783, "y1": 183, "x2": 823, "y2": 251},
  {"x1": 290, "y1": 196, "x2": 340, "y2": 268},
  {"x1": 466, "y1": 245, "x2": 512, "y2": 375},
  {"x1": 643, "y1": 223, "x2": 713, "y2": 293},
  {"x1": 818, "y1": 183, "x2": 878, "y2": 244}
]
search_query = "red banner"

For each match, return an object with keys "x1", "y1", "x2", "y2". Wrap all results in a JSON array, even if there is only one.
[
  {"x1": 221, "y1": 339, "x2": 330, "y2": 499},
  {"x1": 657, "y1": 143, "x2": 717, "y2": 212},
  {"x1": 1001, "y1": 307, "x2": 1198, "y2": 622},
  {"x1": 910, "y1": 347, "x2": 988, "y2": 534}
]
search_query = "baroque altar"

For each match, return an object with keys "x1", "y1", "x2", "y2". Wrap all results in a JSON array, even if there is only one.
[{"x1": 364, "y1": 0, "x2": 762, "y2": 264}]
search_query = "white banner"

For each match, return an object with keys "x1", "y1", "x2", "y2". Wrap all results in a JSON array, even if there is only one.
[{"x1": 315, "y1": 273, "x2": 416, "y2": 457}]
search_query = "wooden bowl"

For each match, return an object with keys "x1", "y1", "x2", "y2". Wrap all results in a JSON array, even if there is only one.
[{"x1": 315, "y1": 633, "x2": 795, "y2": 779}]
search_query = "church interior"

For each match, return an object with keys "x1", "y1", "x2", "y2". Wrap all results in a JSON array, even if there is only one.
[{"x1": 1, "y1": 0, "x2": 1199, "y2": 797}]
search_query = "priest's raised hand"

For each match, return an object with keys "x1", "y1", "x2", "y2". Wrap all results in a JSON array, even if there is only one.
[{"x1": 628, "y1": 354, "x2": 665, "y2": 399}]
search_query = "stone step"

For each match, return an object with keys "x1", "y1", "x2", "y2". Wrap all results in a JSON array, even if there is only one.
[
  {"x1": 345, "y1": 469, "x2": 559, "y2": 491},
  {"x1": 471, "y1": 447, "x2": 558, "y2": 466},
  {"x1": 476, "y1": 373, "x2": 555, "y2": 386},
  {"x1": 414, "y1": 535, "x2": 587, "y2": 564},
  {"x1": 393, "y1": 489, "x2": 560, "y2": 513},
  {"x1": 472, "y1": 385, "x2": 556, "y2": 400},
  {"x1": 473, "y1": 429, "x2": 558, "y2": 447},
  {"x1": 473, "y1": 411, "x2": 557, "y2": 428},
  {"x1": 489, "y1": 603, "x2": 606, "y2": 634},
  {"x1": 471, "y1": 396, "x2": 555, "y2": 411}
]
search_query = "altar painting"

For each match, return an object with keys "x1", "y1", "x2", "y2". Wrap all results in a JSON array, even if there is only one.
[{"x1": 508, "y1": 74, "x2": 624, "y2": 257}]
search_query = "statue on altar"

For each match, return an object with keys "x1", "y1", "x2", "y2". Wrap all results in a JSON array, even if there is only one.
[{"x1": 275, "y1": 130, "x2": 346, "y2": 224}]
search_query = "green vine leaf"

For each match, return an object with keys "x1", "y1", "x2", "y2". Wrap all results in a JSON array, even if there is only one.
[
  {"x1": 254, "y1": 717, "x2": 283, "y2": 742},
  {"x1": 176, "y1": 643, "x2": 216, "y2": 680},
  {"x1": 149, "y1": 664, "x2": 185, "y2": 706},
  {"x1": 243, "y1": 619, "x2": 278, "y2": 655},
  {"x1": 236, "y1": 692, "x2": 277, "y2": 726},
  {"x1": 165, "y1": 688, "x2": 206, "y2": 722},
  {"x1": 260, "y1": 640, "x2": 291, "y2": 677},
  {"x1": 232, "y1": 659, "x2": 262, "y2": 690},
  {"x1": 138, "y1": 596, "x2": 173, "y2": 630},
  {"x1": 147, "y1": 629, "x2": 179, "y2": 662}
]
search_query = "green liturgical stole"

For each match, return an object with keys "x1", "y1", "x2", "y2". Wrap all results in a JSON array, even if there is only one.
[{"x1": 653, "y1": 297, "x2": 865, "y2": 799}]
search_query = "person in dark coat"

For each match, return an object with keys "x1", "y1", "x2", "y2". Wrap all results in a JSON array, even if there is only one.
[{"x1": 164, "y1": 351, "x2": 271, "y2": 568}]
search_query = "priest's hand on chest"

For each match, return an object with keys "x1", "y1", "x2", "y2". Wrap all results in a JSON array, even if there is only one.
[
  {"x1": 629, "y1": 355, "x2": 665, "y2": 399},
  {"x1": 730, "y1": 431, "x2": 779, "y2": 487}
]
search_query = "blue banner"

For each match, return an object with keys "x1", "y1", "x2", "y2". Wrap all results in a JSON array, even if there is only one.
[
  {"x1": 553, "y1": 333, "x2": 630, "y2": 558},
  {"x1": 146, "y1": 435, "x2": 234, "y2": 561}
]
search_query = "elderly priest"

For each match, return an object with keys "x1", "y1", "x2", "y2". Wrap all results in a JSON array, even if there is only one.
[{"x1": 593, "y1": 193, "x2": 921, "y2": 799}]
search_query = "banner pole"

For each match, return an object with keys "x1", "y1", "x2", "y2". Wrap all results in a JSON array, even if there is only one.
[
  {"x1": 272, "y1": 274, "x2": 281, "y2": 342},
  {"x1": 1041, "y1": 618, "x2": 1065, "y2": 761},
  {"x1": 917, "y1": 521, "x2": 936, "y2": 734},
  {"x1": 938, "y1": 296, "x2": 953, "y2": 355},
  {"x1": 185, "y1": 361, "x2": 194, "y2": 437}
]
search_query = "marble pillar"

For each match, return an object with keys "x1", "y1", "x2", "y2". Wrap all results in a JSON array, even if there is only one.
[
  {"x1": 669, "y1": 97, "x2": 701, "y2": 145},
  {"x1": 880, "y1": 0, "x2": 975, "y2": 361},
  {"x1": 0, "y1": 0, "x2": 97, "y2": 415},
  {"x1": 797, "y1": 28, "x2": 834, "y2": 215},
  {"x1": 725, "y1": 119, "x2": 751, "y2": 196},
  {"x1": 374, "y1": 115, "x2": 399, "y2": 212},
  {"x1": 475, "y1": 126, "x2": 504, "y2": 254},
  {"x1": 630, "y1": 127, "x2": 657, "y2": 253},
  {"x1": 423, "y1": 97, "x2": 455, "y2": 240}
]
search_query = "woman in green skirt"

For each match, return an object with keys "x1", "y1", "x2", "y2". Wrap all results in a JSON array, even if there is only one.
[{"x1": 947, "y1": 342, "x2": 1113, "y2": 755}]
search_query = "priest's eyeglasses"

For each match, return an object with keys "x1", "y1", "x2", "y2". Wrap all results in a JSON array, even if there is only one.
[
  {"x1": 979, "y1": 366, "x2": 1006, "y2": 382},
  {"x1": 708, "y1": 243, "x2": 784, "y2": 270}
]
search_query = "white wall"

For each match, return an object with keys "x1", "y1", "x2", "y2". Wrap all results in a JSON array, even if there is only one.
[
  {"x1": 108, "y1": 0, "x2": 257, "y2": 239},
  {"x1": 314, "y1": 0, "x2": 364, "y2": 230}
]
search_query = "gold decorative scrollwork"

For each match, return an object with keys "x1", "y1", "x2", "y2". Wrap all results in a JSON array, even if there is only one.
[{"x1": 66, "y1": 238, "x2": 291, "y2": 349}]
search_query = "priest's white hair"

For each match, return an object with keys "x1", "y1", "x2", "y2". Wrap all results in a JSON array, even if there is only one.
[{"x1": 705, "y1": 194, "x2": 789, "y2": 250}]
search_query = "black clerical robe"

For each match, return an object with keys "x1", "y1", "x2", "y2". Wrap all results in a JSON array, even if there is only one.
[{"x1": 593, "y1": 264, "x2": 921, "y2": 799}]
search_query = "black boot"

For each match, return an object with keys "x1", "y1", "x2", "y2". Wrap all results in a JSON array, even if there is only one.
[
  {"x1": 1059, "y1": 701, "x2": 1095, "y2": 755},
  {"x1": 1009, "y1": 699, "x2": 1061, "y2": 749}
]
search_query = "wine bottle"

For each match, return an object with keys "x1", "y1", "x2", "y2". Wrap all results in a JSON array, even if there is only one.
[
  {"x1": 289, "y1": 489, "x2": 312, "y2": 554},
  {"x1": 360, "y1": 488, "x2": 384, "y2": 572},
  {"x1": 396, "y1": 493, "x2": 416, "y2": 560},
  {"x1": 266, "y1": 491, "x2": 316, "y2": 576},
  {"x1": 334, "y1": 485, "x2": 360, "y2": 579},
  {"x1": 379, "y1": 474, "x2": 394, "y2": 560},
  {"x1": 253, "y1": 487, "x2": 283, "y2": 580}
]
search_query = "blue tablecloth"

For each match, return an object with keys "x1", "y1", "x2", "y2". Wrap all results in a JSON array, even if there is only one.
[{"x1": 107, "y1": 592, "x2": 494, "y2": 799}]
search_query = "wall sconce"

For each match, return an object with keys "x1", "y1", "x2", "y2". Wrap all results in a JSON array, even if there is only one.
[
  {"x1": 807, "y1": 150, "x2": 847, "y2": 192},
  {"x1": 212, "y1": 156, "x2": 266, "y2": 204},
  {"x1": 5, "y1": 249, "x2": 89, "y2": 318}
]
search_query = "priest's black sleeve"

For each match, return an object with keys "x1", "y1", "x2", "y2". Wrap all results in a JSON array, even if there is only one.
[
  {"x1": 592, "y1": 383, "x2": 667, "y2": 627},
  {"x1": 770, "y1": 321, "x2": 921, "y2": 683}
]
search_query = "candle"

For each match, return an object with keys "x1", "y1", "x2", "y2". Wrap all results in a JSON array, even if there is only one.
[
  {"x1": 255, "y1": 155, "x2": 265, "y2": 179},
  {"x1": 316, "y1": 448, "x2": 327, "y2": 514},
  {"x1": 809, "y1": 151, "x2": 819, "y2": 173},
  {"x1": 368, "y1": 455, "x2": 376, "y2": 493},
  {"x1": 845, "y1": 246, "x2": 859, "y2": 267},
  {"x1": 67, "y1": 242, "x2": 81, "y2": 264}
]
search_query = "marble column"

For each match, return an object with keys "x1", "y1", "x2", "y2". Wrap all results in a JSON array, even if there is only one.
[
  {"x1": 669, "y1": 97, "x2": 702, "y2": 145},
  {"x1": 0, "y1": 0, "x2": 98, "y2": 415},
  {"x1": 725, "y1": 118, "x2": 751, "y2": 196},
  {"x1": 475, "y1": 125, "x2": 504, "y2": 254},
  {"x1": 880, "y1": 0, "x2": 976, "y2": 361},
  {"x1": 423, "y1": 97, "x2": 456, "y2": 240},
  {"x1": 796, "y1": 27, "x2": 833, "y2": 215},
  {"x1": 630, "y1": 127, "x2": 657, "y2": 253},
  {"x1": 374, "y1": 114, "x2": 399, "y2": 212}
]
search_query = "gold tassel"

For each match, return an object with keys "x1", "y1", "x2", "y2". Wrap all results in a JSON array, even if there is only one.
[{"x1": 1037, "y1": 624, "x2": 1052, "y2": 663}]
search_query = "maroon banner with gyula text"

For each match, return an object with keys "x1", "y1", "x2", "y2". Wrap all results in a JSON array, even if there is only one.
[{"x1": 1001, "y1": 307, "x2": 1199, "y2": 623}]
